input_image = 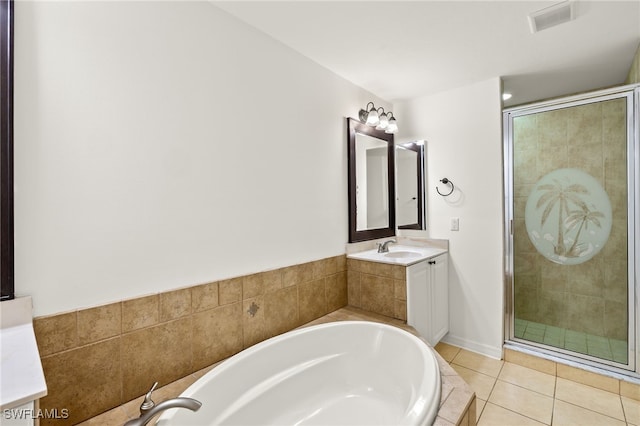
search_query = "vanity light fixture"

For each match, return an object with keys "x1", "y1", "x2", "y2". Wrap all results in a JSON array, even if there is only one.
[{"x1": 358, "y1": 102, "x2": 398, "y2": 134}]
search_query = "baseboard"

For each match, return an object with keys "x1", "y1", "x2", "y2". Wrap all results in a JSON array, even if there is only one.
[{"x1": 441, "y1": 333, "x2": 503, "y2": 360}]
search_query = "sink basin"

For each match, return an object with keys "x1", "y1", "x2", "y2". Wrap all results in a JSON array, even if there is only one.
[
  {"x1": 347, "y1": 244, "x2": 447, "y2": 266},
  {"x1": 384, "y1": 251, "x2": 422, "y2": 259}
]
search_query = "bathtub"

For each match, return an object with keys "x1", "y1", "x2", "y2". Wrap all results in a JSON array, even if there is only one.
[{"x1": 156, "y1": 321, "x2": 441, "y2": 426}]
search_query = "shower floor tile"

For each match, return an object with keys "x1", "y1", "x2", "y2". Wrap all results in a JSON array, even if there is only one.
[{"x1": 515, "y1": 319, "x2": 628, "y2": 365}]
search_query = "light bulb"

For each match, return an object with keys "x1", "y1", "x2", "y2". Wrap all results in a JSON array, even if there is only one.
[
  {"x1": 376, "y1": 112, "x2": 389, "y2": 130},
  {"x1": 385, "y1": 118, "x2": 398, "y2": 134},
  {"x1": 365, "y1": 108, "x2": 379, "y2": 126}
]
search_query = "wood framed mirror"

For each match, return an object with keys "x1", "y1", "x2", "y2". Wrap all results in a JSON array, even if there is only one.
[
  {"x1": 1, "y1": 0, "x2": 14, "y2": 301},
  {"x1": 396, "y1": 141, "x2": 425, "y2": 230},
  {"x1": 347, "y1": 117, "x2": 395, "y2": 243}
]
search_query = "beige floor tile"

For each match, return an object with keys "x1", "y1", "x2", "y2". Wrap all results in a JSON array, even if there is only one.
[
  {"x1": 451, "y1": 364, "x2": 497, "y2": 400},
  {"x1": 452, "y1": 349, "x2": 504, "y2": 377},
  {"x1": 478, "y1": 402, "x2": 546, "y2": 426},
  {"x1": 488, "y1": 380, "x2": 553, "y2": 424},
  {"x1": 433, "y1": 416, "x2": 456, "y2": 426},
  {"x1": 499, "y1": 362, "x2": 556, "y2": 397},
  {"x1": 476, "y1": 398, "x2": 487, "y2": 424},
  {"x1": 552, "y1": 400, "x2": 626, "y2": 426},
  {"x1": 621, "y1": 380, "x2": 640, "y2": 401},
  {"x1": 622, "y1": 396, "x2": 640, "y2": 425},
  {"x1": 435, "y1": 341, "x2": 461, "y2": 362},
  {"x1": 557, "y1": 363, "x2": 619, "y2": 394},
  {"x1": 504, "y1": 349, "x2": 556, "y2": 376},
  {"x1": 555, "y1": 378, "x2": 625, "y2": 421}
]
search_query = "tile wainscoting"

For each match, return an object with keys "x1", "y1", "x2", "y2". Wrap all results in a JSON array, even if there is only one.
[
  {"x1": 346, "y1": 257, "x2": 408, "y2": 321},
  {"x1": 77, "y1": 307, "x2": 476, "y2": 426},
  {"x1": 33, "y1": 255, "x2": 347, "y2": 425}
]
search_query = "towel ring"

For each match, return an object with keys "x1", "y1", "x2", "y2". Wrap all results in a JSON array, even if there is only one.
[{"x1": 436, "y1": 178, "x2": 454, "y2": 197}]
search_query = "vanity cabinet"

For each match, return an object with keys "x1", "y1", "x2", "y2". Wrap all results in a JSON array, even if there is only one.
[{"x1": 406, "y1": 253, "x2": 449, "y2": 346}]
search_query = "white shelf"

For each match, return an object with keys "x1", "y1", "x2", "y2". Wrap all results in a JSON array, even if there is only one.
[{"x1": 1, "y1": 296, "x2": 47, "y2": 410}]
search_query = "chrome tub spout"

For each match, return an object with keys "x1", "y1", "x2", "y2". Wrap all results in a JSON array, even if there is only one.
[{"x1": 124, "y1": 382, "x2": 201, "y2": 426}]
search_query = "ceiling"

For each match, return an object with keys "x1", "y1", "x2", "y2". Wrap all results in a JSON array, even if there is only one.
[{"x1": 212, "y1": 1, "x2": 640, "y2": 107}]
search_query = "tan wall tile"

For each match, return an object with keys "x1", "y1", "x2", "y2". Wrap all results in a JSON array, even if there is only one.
[
  {"x1": 40, "y1": 338, "x2": 121, "y2": 426},
  {"x1": 347, "y1": 270, "x2": 361, "y2": 307},
  {"x1": 121, "y1": 317, "x2": 193, "y2": 401},
  {"x1": 346, "y1": 258, "x2": 361, "y2": 273},
  {"x1": 394, "y1": 278, "x2": 407, "y2": 301},
  {"x1": 373, "y1": 262, "x2": 394, "y2": 278},
  {"x1": 122, "y1": 294, "x2": 159, "y2": 333},
  {"x1": 263, "y1": 269, "x2": 283, "y2": 293},
  {"x1": 326, "y1": 272, "x2": 348, "y2": 312},
  {"x1": 324, "y1": 256, "x2": 338, "y2": 276},
  {"x1": 243, "y1": 273, "x2": 264, "y2": 299},
  {"x1": 75, "y1": 405, "x2": 129, "y2": 426},
  {"x1": 78, "y1": 303, "x2": 121, "y2": 346},
  {"x1": 360, "y1": 274, "x2": 394, "y2": 317},
  {"x1": 283, "y1": 263, "x2": 313, "y2": 287},
  {"x1": 359, "y1": 260, "x2": 376, "y2": 275},
  {"x1": 310, "y1": 260, "x2": 325, "y2": 280},
  {"x1": 264, "y1": 286, "x2": 299, "y2": 337},
  {"x1": 243, "y1": 296, "x2": 266, "y2": 349},
  {"x1": 37, "y1": 254, "x2": 357, "y2": 426},
  {"x1": 219, "y1": 277, "x2": 242, "y2": 305},
  {"x1": 159, "y1": 288, "x2": 192, "y2": 322},
  {"x1": 604, "y1": 300, "x2": 628, "y2": 341},
  {"x1": 192, "y1": 303, "x2": 242, "y2": 371},
  {"x1": 299, "y1": 279, "x2": 327, "y2": 325},
  {"x1": 394, "y1": 299, "x2": 407, "y2": 321},
  {"x1": 191, "y1": 281, "x2": 219, "y2": 312},
  {"x1": 34, "y1": 311, "x2": 78, "y2": 357},
  {"x1": 392, "y1": 265, "x2": 405, "y2": 280}
]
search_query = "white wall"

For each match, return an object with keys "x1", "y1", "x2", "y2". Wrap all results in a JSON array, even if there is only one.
[
  {"x1": 14, "y1": 1, "x2": 389, "y2": 317},
  {"x1": 395, "y1": 78, "x2": 504, "y2": 358}
]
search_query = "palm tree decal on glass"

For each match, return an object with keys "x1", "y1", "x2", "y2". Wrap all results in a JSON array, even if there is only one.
[
  {"x1": 525, "y1": 168, "x2": 612, "y2": 265},
  {"x1": 564, "y1": 207, "x2": 605, "y2": 256}
]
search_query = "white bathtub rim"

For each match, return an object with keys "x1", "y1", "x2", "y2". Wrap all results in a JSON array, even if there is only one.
[{"x1": 158, "y1": 320, "x2": 441, "y2": 426}]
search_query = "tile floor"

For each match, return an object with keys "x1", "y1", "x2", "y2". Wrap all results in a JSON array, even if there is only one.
[
  {"x1": 515, "y1": 318, "x2": 628, "y2": 364},
  {"x1": 435, "y1": 341, "x2": 640, "y2": 425}
]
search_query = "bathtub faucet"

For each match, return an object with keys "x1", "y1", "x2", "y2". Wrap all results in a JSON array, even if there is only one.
[
  {"x1": 377, "y1": 239, "x2": 397, "y2": 253},
  {"x1": 123, "y1": 382, "x2": 202, "y2": 426}
]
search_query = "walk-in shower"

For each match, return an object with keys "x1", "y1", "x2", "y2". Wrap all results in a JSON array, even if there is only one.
[{"x1": 503, "y1": 86, "x2": 638, "y2": 375}]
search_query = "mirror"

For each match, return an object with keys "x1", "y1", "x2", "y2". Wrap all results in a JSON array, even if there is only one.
[
  {"x1": 396, "y1": 141, "x2": 425, "y2": 230},
  {"x1": 347, "y1": 118, "x2": 395, "y2": 243}
]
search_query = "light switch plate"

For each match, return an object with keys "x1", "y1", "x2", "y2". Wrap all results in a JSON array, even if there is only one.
[{"x1": 450, "y1": 217, "x2": 459, "y2": 231}]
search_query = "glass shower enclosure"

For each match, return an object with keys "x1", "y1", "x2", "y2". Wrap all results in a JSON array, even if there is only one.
[{"x1": 503, "y1": 86, "x2": 638, "y2": 374}]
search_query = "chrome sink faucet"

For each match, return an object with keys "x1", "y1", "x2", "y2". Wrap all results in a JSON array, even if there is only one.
[
  {"x1": 124, "y1": 382, "x2": 202, "y2": 426},
  {"x1": 377, "y1": 239, "x2": 397, "y2": 253}
]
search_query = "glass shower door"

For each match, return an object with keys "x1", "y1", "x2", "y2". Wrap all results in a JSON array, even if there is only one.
[{"x1": 505, "y1": 88, "x2": 636, "y2": 372}]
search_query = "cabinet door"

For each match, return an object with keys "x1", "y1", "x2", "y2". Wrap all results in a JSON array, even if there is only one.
[
  {"x1": 406, "y1": 261, "x2": 430, "y2": 340},
  {"x1": 430, "y1": 253, "x2": 449, "y2": 344}
]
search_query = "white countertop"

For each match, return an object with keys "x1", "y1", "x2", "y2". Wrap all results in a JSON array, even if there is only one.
[
  {"x1": 347, "y1": 244, "x2": 447, "y2": 266},
  {"x1": 0, "y1": 296, "x2": 48, "y2": 410}
]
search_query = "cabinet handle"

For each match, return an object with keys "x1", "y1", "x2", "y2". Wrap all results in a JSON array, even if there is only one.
[{"x1": 428, "y1": 260, "x2": 436, "y2": 265}]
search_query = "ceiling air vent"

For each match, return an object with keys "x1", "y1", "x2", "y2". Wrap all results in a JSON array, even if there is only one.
[{"x1": 528, "y1": 1, "x2": 575, "y2": 33}]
